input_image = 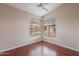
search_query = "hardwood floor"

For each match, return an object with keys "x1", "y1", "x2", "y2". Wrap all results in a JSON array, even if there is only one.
[{"x1": 1, "y1": 41, "x2": 79, "y2": 56}]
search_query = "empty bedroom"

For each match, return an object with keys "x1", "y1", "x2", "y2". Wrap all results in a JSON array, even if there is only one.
[{"x1": 0, "y1": 3, "x2": 79, "y2": 56}]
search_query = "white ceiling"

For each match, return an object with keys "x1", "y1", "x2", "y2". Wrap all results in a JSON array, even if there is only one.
[{"x1": 6, "y1": 3, "x2": 62, "y2": 17}]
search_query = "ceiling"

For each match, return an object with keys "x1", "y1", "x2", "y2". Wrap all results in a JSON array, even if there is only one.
[{"x1": 6, "y1": 3, "x2": 63, "y2": 17}]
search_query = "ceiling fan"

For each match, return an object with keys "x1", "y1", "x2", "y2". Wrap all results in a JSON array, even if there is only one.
[
  {"x1": 28, "y1": 3, "x2": 49, "y2": 11},
  {"x1": 37, "y1": 3, "x2": 49, "y2": 11}
]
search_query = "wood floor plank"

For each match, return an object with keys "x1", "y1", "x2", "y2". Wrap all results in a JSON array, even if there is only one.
[{"x1": 0, "y1": 41, "x2": 79, "y2": 56}]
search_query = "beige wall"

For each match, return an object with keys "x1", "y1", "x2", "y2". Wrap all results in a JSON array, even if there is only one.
[
  {"x1": 0, "y1": 4, "x2": 41, "y2": 52},
  {"x1": 43, "y1": 4, "x2": 79, "y2": 51}
]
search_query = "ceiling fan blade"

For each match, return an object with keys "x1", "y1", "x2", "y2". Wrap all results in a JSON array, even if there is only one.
[
  {"x1": 38, "y1": 3, "x2": 49, "y2": 7},
  {"x1": 41, "y1": 6, "x2": 48, "y2": 11}
]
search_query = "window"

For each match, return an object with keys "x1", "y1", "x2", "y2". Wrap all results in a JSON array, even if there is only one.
[
  {"x1": 43, "y1": 17, "x2": 56, "y2": 37},
  {"x1": 30, "y1": 18, "x2": 41, "y2": 36},
  {"x1": 30, "y1": 17, "x2": 56, "y2": 37}
]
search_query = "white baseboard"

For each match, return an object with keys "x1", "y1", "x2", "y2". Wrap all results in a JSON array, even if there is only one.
[
  {"x1": 1, "y1": 39, "x2": 79, "y2": 53},
  {"x1": 44, "y1": 40, "x2": 79, "y2": 52},
  {"x1": 0, "y1": 39, "x2": 42, "y2": 52}
]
